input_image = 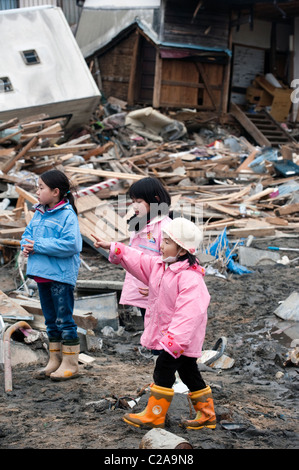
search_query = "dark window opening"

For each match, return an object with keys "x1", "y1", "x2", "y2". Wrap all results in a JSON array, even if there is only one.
[
  {"x1": 21, "y1": 49, "x2": 40, "y2": 65},
  {"x1": 0, "y1": 77, "x2": 13, "y2": 93}
]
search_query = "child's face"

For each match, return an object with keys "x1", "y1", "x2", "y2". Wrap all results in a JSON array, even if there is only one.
[
  {"x1": 160, "y1": 236, "x2": 181, "y2": 261},
  {"x1": 36, "y1": 178, "x2": 60, "y2": 208},
  {"x1": 131, "y1": 198, "x2": 150, "y2": 218}
]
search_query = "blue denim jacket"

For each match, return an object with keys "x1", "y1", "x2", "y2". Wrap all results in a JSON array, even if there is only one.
[{"x1": 21, "y1": 200, "x2": 82, "y2": 286}]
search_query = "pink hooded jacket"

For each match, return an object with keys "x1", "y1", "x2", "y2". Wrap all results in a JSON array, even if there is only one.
[
  {"x1": 109, "y1": 242, "x2": 210, "y2": 358},
  {"x1": 119, "y1": 215, "x2": 172, "y2": 308}
]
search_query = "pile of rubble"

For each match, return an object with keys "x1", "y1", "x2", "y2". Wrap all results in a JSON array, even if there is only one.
[
  {"x1": 1, "y1": 103, "x2": 299, "y2": 394},
  {"x1": 1, "y1": 104, "x2": 299, "y2": 258}
]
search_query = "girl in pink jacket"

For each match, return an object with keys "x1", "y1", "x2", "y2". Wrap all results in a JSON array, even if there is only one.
[
  {"x1": 121, "y1": 177, "x2": 172, "y2": 322},
  {"x1": 92, "y1": 217, "x2": 216, "y2": 431}
]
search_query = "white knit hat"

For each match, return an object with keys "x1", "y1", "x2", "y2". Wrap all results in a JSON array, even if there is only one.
[{"x1": 162, "y1": 218, "x2": 203, "y2": 254}]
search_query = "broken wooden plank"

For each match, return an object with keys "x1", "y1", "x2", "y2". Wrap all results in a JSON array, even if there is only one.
[
  {"x1": 265, "y1": 216, "x2": 289, "y2": 226},
  {"x1": 1, "y1": 136, "x2": 38, "y2": 173},
  {"x1": 205, "y1": 201, "x2": 240, "y2": 217},
  {"x1": 15, "y1": 187, "x2": 38, "y2": 205},
  {"x1": 64, "y1": 166, "x2": 143, "y2": 181},
  {"x1": 274, "y1": 203, "x2": 299, "y2": 216},
  {"x1": 0, "y1": 118, "x2": 19, "y2": 132},
  {"x1": 0, "y1": 290, "x2": 34, "y2": 321},
  {"x1": 236, "y1": 149, "x2": 257, "y2": 173},
  {"x1": 76, "y1": 195, "x2": 101, "y2": 214},
  {"x1": 0, "y1": 227, "x2": 26, "y2": 239},
  {"x1": 228, "y1": 226, "x2": 276, "y2": 237},
  {"x1": 243, "y1": 187, "x2": 274, "y2": 203},
  {"x1": 26, "y1": 144, "x2": 97, "y2": 157},
  {"x1": 0, "y1": 238, "x2": 21, "y2": 246}
]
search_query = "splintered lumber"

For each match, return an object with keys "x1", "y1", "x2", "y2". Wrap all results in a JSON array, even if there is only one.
[
  {"x1": 265, "y1": 216, "x2": 289, "y2": 226},
  {"x1": 275, "y1": 203, "x2": 299, "y2": 216},
  {"x1": 15, "y1": 186, "x2": 38, "y2": 205},
  {"x1": 64, "y1": 166, "x2": 143, "y2": 181},
  {"x1": 13, "y1": 297, "x2": 98, "y2": 331},
  {"x1": 0, "y1": 118, "x2": 19, "y2": 132},
  {"x1": 0, "y1": 129, "x2": 23, "y2": 144},
  {"x1": 26, "y1": 143, "x2": 97, "y2": 157},
  {"x1": 79, "y1": 199, "x2": 129, "y2": 243},
  {"x1": 0, "y1": 238, "x2": 21, "y2": 246},
  {"x1": 205, "y1": 201, "x2": 240, "y2": 217},
  {"x1": 139, "y1": 428, "x2": 193, "y2": 449},
  {"x1": 76, "y1": 194, "x2": 101, "y2": 214},
  {"x1": 0, "y1": 290, "x2": 34, "y2": 321},
  {"x1": 244, "y1": 187, "x2": 274, "y2": 202},
  {"x1": 0, "y1": 227, "x2": 25, "y2": 239},
  {"x1": 228, "y1": 226, "x2": 276, "y2": 237},
  {"x1": 1, "y1": 136, "x2": 38, "y2": 173},
  {"x1": 236, "y1": 149, "x2": 257, "y2": 173},
  {"x1": 83, "y1": 142, "x2": 115, "y2": 161}
]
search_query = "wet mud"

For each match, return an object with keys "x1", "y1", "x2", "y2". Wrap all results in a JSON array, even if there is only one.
[{"x1": 0, "y1": 239, "x2": 298, "y2": 450}]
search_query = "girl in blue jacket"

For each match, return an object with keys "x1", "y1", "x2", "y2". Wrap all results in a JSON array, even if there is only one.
[{"x1": 21, "y1": 169, "x2": 82, "y2": 381}]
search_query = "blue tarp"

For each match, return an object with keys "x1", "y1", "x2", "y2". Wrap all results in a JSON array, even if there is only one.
[{"x1": 207, "y1": 227, "x2": 252, "y2": 275}]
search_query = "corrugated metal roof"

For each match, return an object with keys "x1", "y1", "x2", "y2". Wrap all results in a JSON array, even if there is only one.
[{"x1": 136, "y1": 19, "x2": 232, "y2": 56}]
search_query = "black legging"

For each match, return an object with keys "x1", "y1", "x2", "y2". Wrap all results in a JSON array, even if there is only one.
[{"x1": 153, "y1": 350, "x2": 206, "y2": 392}]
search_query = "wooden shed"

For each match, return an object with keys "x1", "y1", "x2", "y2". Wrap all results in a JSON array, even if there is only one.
[
  {"x1": 85, "y1": 0, "x2": 299, "y2": 124},
  {"x1": 86, "y1": 0, "x2": 232, "y2": 113}
]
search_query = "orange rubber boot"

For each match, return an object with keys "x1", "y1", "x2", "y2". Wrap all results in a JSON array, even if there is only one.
[
  {"x1": 123, "y1": 383, "x2": 174, "y2": 428},
  {"x1": 182, "y1": 386, "x2": 216, "y2": 430}
]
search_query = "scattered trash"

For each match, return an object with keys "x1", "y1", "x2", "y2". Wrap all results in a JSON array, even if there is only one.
[
  {"x1": 283, "y1": 339, "x2": 299, "y2": 367},
  {"x1": 220, "y1": 421, "x2": 248, "y2": 432},
  {"x1": 274, "y1": 292, "x2": 299, "y2": 321},
  {"x1": 207, "y1": 228, "x2": 252, "y2": 275},
  {"x1": 197, "y1": 337, "x2": 235, "y2": 370}
]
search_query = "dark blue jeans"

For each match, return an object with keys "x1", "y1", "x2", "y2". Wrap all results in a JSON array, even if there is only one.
[{"x1": 38, "y1": 281, "x2": 78, "y2": 342}]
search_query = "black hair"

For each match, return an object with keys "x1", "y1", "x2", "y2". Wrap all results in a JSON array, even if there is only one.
[
  {"x1": 129, "y1": 177, "x2": 171, "y2": 212},
  {"x1": 177, "y1": 252, "x2": 199, "y2": 267},
  {"x1": 128, "y1": 177, "x2": 171, "y2": 232},
  {"x1": 40, "y1": 169, "x2": 78, "y2": 215}
]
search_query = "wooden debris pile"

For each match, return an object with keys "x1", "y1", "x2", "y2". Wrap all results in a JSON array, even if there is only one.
[{"x1": 0, "y1": 108, "x2": 299, "y2": 263}]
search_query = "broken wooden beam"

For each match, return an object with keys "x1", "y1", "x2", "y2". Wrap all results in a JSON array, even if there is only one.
[
  {"x1": 15, "y1": 186, "x2": 38, "y2": 205},
  {"x1": 1, "y1": 136, "x2": 38, "y2": 174},
  {"x1": 274, "y1": 203, "x2": 299, "y2": 217},
  {"x1": 64, "y1": 166, "x2": 144, "y2": 181}
]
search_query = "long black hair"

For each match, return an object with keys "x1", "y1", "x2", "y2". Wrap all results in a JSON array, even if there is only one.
[
  {"x1": 128, "y1": 177, "x2": 171, "y2": 232},
  {"x1": 40, "y1": 169, "x2": 78, "y2": 215}
]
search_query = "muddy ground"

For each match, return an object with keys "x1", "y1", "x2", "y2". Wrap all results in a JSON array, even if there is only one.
[{"x1": 0, "y1": 237, "x2": 299, "y2": 451}]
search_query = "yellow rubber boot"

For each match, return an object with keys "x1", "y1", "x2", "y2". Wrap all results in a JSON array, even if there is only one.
[
  {"x1": 50, "y1": 343, "x2": 80, "y2": 381},
  {"x1": 182, "y1": 386, "x2": 216, "y2": 430},
  {"x1": 123, "y1": 383, "x2": 174, "y2": 429},
  {"x1": 36, "y1": 341, "x2": 61, "y2": 378}
]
